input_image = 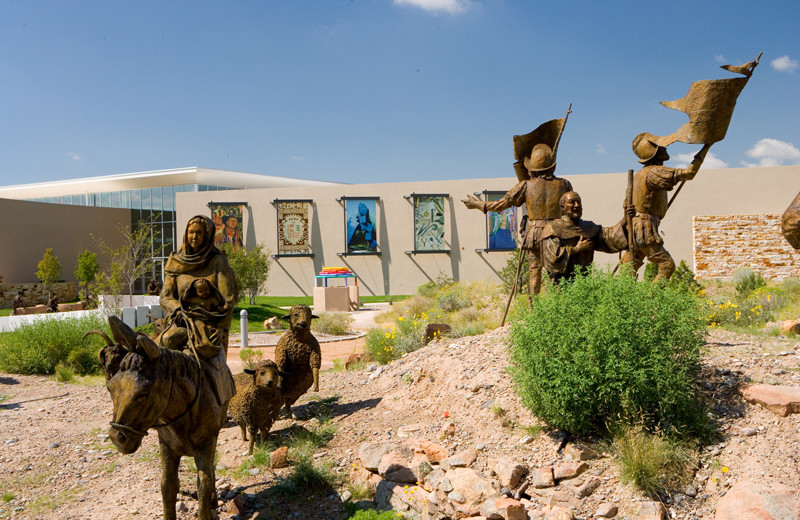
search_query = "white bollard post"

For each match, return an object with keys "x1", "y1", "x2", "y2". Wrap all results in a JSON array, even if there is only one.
[{"x1": 240, "y1": 309, "x2": 248, "y2": 349}]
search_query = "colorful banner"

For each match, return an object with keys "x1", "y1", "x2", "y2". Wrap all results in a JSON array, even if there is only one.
[
  {"x1": 486, "y1": 192, "x2": 517, "y2": 250},
  {"x1": 277, "y1": 201, "x2": 311, "y2": 254},
  {"x1": 345, "y1": 198, "x2": 378, "y2": 253},
  {"x1": 210, "y1": 204, "x2": 244, "y2": 249},
  {"x1": 414, "y1": 196, "x2": 445, "y2": 251}
]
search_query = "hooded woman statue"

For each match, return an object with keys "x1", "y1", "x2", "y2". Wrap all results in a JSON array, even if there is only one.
[
  {"x1": 157, "y1": 215, "x2": 238, "y2": 406},
  {"x1": 160, "y1": 215, "x2": 239, "y2": 358}
]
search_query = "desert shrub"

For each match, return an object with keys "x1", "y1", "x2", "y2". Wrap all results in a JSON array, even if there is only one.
[
  {"x1": 0, "y1": 315, "x2": 109, "y2": 375},
  {"x1": 400, "y1": 295, "x2": 435, "y2": 318},
  {"x1": 348, "y1": 510, "x2": 404, "y2": 520},
  {"x1": 706, "y1": 285, "x2": 785, "y2": 328},
  {"x1": 417, "y1": 272, "x2": 455, "y2": 298},
  {"x1": 54, "y1": 363, "x2": 75, "y2": 383},
  {"x1": 735, "y1": 270, "x2": 766, "y2": 297},
  {"x1": 509, "y1": 268, "x2": 708, "y2": 436},
  {"x1": 610, "y1": 424, "x2": 696, "y2": 497},
  {"x1": 498, "y1": 249, "x2": 529, "y2": 294},
  {"x1": 364, "y1": 316, "x2": 426, "y2": 364},
  {"x1": 312, "y1": 311, "x2": 354, "y2": 336},
  {"x1": 643, "y1": 261, "x2": 658, "y2": 282},
  {"x1": 239, "y1": 347, "x2": 263, "y2": 370},
  {"x1": 436, "y1": 284, "x2": 471, "y2": 313}
]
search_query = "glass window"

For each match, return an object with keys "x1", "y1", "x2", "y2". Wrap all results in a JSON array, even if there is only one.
[
  {"x1": 162, "y1": 186, "x2": 174, "y2": 211},
  {"x1": 151, "y1": 187, "x2": 162, "y2": 212},
  {"x1": 141, "y1": 188, "x2": 151, "y2": 210},
  {"x1": 199, "y1": 185, "x2": 208, "y2": 192},
  {"x1": 163, "y1": 224, "x2": 175, "y2": 253},
  {"x1": 130, "y1": 189, "x2": 141, "y2": 210},
  {"x1": 120, "y1": 191, "x2": 130, "y2": 208},
  {"x1": 101, "y1": 192, "x2": 110, "y2": 207},
  {"x1": 111, "y1": 192, "x2": 120, "y2": 208}
]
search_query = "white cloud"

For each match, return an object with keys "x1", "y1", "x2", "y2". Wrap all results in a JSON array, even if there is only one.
[
  {"x1": 714, "y1": 54, "x2": 726, "y2": 64},
  {"x1": 741, "y1": 138, "x2": 800, "y2": 167},
  {"x1": 67, "y1": 152, "x2": 81, "y2": 161},
  {"x1": 596, "y1": 144, "x2": 606, "y2": 155},
  {"x1": 394, "y1": 0, "x2": 471, "y2": 14},
  {"x1": 290, "y1": 155, "x2": 305, "y2": 162},
  {"x1": 771, "y1": 55, "x2": 798, "y2": 73},
  {"x1": 670, "y1": 151, "x2": 728, "y2": 169}
]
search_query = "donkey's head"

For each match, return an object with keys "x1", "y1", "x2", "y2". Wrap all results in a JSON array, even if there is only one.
[{"x1": 88, "y1": 317, "x2": 170, "y2": 454}]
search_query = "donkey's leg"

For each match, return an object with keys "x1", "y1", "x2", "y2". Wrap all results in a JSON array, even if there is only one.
[
  {"x1": 195, "y1": 440, "x2": 218, "y2": 520},
  {"x1": 159, "y1": 441, "x2": 180, "y2": 520}
]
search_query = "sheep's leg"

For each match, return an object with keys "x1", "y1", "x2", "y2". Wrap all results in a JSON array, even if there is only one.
[
  {"x1": 239, "y1": 422, "x2": 248, "y2": 441},
  {"x1": 159, "y1": 442, "x2": 180, "y2": 520},
  {"x1": 195, "y1": 441, "x2": 218, "y2": 520},
  {"x1": 248, "y1": 426, "x2": 257, "y2": 455}
]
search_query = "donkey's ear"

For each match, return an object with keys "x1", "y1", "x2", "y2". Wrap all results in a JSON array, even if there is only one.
[
  {"x1": 136, "y1": 335, "x2": 162, "y2": 361},
  {"x1": 311, "y1": 314, "x2": 319, "y2": 319},
  {"x1": 281, "y1": 314, "x2": 290, "y2": 320},
  {"x1": 244, "y1": 368, "x2": 255, "y2": 375}
]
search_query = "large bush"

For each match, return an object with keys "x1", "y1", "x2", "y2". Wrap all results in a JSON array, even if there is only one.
[
  {"x1": 509, "y1": 268, "x2": 707, "y2": 436},
  {"x1": 0, "y1": 315, "x2": 109, "y2": 375}
]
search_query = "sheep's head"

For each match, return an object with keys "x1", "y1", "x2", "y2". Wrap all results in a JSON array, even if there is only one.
[
  {"x1": 281, "y1": 304, "x2": 318, "y2": 335},
  {"x1": 244, "y1": 360, "x2": 281, "y2": 390}
]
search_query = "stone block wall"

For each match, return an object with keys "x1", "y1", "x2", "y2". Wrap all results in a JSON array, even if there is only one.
[
  {"x1": 0, "y1": 282, "x2": 78, "y2": 308},
  {"x1": 693, "y1": 214, "x2": 800, "y2": 280}
]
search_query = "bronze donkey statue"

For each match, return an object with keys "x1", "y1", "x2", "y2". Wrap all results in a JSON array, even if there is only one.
[{"x1": 87, "y1": 316, "x2": 232, "y2": 520}]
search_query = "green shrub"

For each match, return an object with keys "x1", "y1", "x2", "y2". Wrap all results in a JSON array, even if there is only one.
[
  {"x1": 509, "y1": 268, "x2": 708, "y2": 436},
  {"x1": 312, "y1": 311, "x2": 354, "y2": 336},
  {"x1": 0, "y1": 315, "x2": 109, "y2": 375},
  {"x1": 610, "y1": 424, "x2": 696, "y2": 497},
  {"x1": 417, "y1": 272, "x2": 455, "y2": 298}
]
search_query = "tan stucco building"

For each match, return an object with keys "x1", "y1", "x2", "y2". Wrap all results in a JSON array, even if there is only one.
[{"x1": 1, "y1": 164, "x2": 797, "y2": 296}]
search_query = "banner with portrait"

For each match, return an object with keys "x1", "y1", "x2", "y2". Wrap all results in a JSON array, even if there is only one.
[
  {"x1": 276, "y1": 201, "x2": 311, "y2": 255},
  {"x1": 413, "y1": 196, "x2": 446, "y2": 251},
  {"x1": 485, "y1": 192, "x2": 517, "y2": 251},
  {"x1": 210, "y1": 204, "x2": 244, "y2": 250},
  {"x1": 344, "y1": 198, "x2": 378, "y2": 254}
]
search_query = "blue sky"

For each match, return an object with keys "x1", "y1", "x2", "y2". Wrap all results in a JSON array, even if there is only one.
[{"x1": 1, "y1": 0, "x2": 799, "y2": 186}]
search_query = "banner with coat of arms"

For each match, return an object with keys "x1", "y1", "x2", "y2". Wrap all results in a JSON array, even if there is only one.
[{"x1": 277, "y1": 201, "x2": 311, "y2": 255}]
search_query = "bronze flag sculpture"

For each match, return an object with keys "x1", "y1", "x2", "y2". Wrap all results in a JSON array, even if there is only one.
[
  {"x1": 621, "y1": 53, "x2": 761, "y2": 280},
  {"x1": 463, "y1": 105, "x2": 573, "y2": 301}
]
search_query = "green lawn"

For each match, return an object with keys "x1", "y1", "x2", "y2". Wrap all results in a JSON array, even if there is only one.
[{"x1": 229, "y1": 294, "x2": 411, "y2": 333}]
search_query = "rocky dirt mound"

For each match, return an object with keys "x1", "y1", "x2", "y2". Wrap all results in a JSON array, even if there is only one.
[{"x1": 0, "y1": 327, "x2": 798, "y2": 519}]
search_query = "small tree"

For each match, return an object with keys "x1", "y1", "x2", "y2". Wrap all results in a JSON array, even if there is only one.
[
  {"x1": 74, "y1": 249, "x2": 100, "y2": 302},
  {"x1": 221, "y1": 243, "x2": 272, "y2": 304},
  {"x1": 36, "y1": 248, "x2": 62, "y2": 299},
  {"x1": 94, "y1": 216, "x2": 161, "y2": 309}
]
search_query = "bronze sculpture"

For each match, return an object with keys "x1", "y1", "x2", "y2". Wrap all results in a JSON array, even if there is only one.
[
  {"x1": 621, "y1": 54, "x2": 761, "y2": 280},
  {"x1": 90, "y1": 317, "x2": 229, "y2": 520},
  {"x1": 542, "y1": 191, "x2": 630, "y2": 283},
  {"x1": 463, "y1": 108, "x2": 573, "y2": 295},
  {"x1": 90, "y1": 215, "x2": 240, "y2": 520},
  {"x1": 781, "y1": 191, "x2": 800, "y2": 250},
  {"x1": 159, "y1": 215, "x2": 238, "y2": 361},
  {"x1": 10, "y1": 290, "x2": 24, "y2": 316}
]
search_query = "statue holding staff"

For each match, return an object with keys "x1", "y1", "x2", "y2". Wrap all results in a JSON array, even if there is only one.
[{"x1": 462, "y1": 106, "x2": 573, "y2": 296}]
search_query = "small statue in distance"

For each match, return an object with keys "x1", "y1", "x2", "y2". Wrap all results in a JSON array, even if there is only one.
[{"x1": 11, "y1": 290, "x2": 24, "y2": 316}]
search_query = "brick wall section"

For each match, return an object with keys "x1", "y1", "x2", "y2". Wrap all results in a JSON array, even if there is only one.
[
  {"x1": 0, "y1": 282, "x2": 78, "y2": 308},
  {"x1": 693, "y1": 214, "x2": 800, "y2": 280}
]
